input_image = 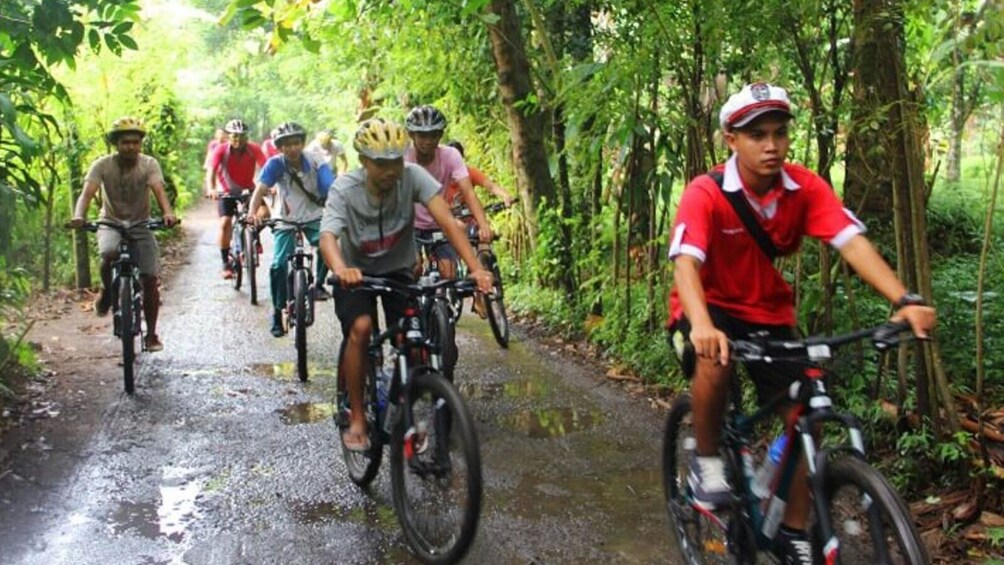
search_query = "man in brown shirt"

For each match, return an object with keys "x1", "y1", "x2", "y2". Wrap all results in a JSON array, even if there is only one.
[{"x1": 70, "y1": 117, "x2": 178, "y2": 351}]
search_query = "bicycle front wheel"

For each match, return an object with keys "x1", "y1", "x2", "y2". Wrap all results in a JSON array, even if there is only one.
[
  {"x1": 429, "y1": 299, "x2": 457, "y2": 382},
  {"x1": 817, "y1": 456, "x2": 930, "y2": 564},
  {"x1": 481, "y1": 252, "x2": 509, "y2": 349},
  {"x1": 119, "y1": 276, "x2": 136, "y2": 395},
  {"x1": 293, "y1": 269, "x2": 309, "y2": 382},
  {"x1": 662, "y1": 394, "x2": 737, "y2": 564},
  {"x1": 390, "y1": 367, "x2": 481, "y2": 564},
  {"x1": 245, "y1": 226, "x2": 257, "y2": 305}
]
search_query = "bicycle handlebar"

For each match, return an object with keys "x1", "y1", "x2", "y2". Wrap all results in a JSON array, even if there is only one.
[
  {"x1": 451, "y1": 198, "x2": 518, "y2": 221},
  {"x1": 727, "y1": 320, "x2": 913, "y2": 363},
  {"x1": 327, "y1": 275, "x2": 477, "y2": 297},
  {"x1": 220, "y1": 190, "x2": 251, "y2": 202},
  {"x1": 66, "y1": 218, "x2": 179, "y2": 233},
  {"x1": 261, "y1": 218, "x2": 317, "y2": 231}
]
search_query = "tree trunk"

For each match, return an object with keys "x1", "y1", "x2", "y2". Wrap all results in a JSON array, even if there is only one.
[
  {"x1": 67, "y1": 126, "x2": 91, "y2": 289},
  {"x1": 487, "y1": 0, "x2": 557, "y2": 241},
  {"x1": 847, "y1": 0, "x2": 956, "y2": 434}
]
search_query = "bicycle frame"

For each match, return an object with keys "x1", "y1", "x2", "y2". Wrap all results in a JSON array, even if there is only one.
[{"x1": 698, "y1": 322, "x2": 910, "y2": 558}]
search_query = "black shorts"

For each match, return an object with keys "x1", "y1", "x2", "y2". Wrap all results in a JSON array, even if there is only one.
[
  {"x1": 332, "y1": 272, "x2": 414, "y2": 339},
  {"x1": 216, "y1": 195, "x2": 246, "y2": 217},
  {"x1": 669, "y1": 304, "x2": 800, "y2": 405}
]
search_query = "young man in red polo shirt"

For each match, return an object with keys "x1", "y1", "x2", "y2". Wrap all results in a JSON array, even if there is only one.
[
  {"x1": 667, "y1": 83, "x2": 936, "y2": 563},
  {"x1": 206, "y1": 118, "x2": 266, "y2": 279}
]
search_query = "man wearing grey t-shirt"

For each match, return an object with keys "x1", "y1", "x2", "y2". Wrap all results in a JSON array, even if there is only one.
[{"x1": 320, "y1": 118, "x2": 492, "y2": 452}]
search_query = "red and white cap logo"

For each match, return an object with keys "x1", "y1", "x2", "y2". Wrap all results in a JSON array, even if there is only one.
[{"x1": 719, "y1": 82, "x2": 793, "y2": 129}]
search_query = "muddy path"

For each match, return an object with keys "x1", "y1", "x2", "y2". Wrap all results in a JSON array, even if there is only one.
[{"x1": 0, "y1": 200, "x2": 676, "y2": 564}]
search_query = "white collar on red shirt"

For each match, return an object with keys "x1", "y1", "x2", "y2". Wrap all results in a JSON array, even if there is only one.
[{"x1": 722, "y1": 154, "x2": 800, "y2": 193}]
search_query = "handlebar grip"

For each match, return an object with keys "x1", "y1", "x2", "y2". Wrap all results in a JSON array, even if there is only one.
[{"x1": 872, "y1": 320, "x2": 911, "y2": 351}]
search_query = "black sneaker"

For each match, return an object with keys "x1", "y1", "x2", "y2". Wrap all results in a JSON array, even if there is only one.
[
  {"x1": 94, "y1": 288, "x2": 111, "y2": 317},
  {"x1": 776, "y1": 526, "x2": 815, "y2": 565},
  {"x1": 270, "y1": 309, "x2": 285, "y2": 337},
  {"x1": 687, "y1": 453, "x2": 735, "y2": 509}
]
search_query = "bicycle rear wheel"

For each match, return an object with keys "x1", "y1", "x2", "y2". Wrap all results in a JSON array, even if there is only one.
[
  {"x1": 245, "y1": 226, "x2": 257, "y2": 305},
  {"x1": 817, "y1": 456, "x2": 930, "y2": 564},
  {"x1": 119, "y1": 276, "x2": 137, "y2": 395},
  {"x1": 293, "y1": 269, "x2": 309, "y2": 382},
  {"x1": 337, "y1": 362, "x2": 384, "y2": 486},
  {"x1": 429, "y1": 299, "x2": 457, "y2": 382},
  {"x1": 390, "y1": 367, "x2": 481, "y2": 564},
  {"x1": 662, "y1": 394, "x2": 740, "y2": 564},
  {"x1": 480, "y1": 252, "x2": 509, "y2": 349}
]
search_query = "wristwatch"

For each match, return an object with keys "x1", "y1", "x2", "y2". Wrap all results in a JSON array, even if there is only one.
[{"x1": 897, "y1": 292, "x2": 926, "y2": 307}]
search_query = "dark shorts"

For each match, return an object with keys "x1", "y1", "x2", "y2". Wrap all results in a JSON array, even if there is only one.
[
  {"x1": 669, "y1": 304, "x2": 800, "y2": 405},
  {"x1": 216, "y1": 194, "x2": 248, "y2": 217},
  {"x1": 332, "y1": 272, "x2": 414, "y2": 339},
  {"x1": 415, "y1": 229, "x2": 458, "y2": 262}
]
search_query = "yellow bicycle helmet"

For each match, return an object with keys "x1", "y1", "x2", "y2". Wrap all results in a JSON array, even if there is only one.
[
  {"x1": 106, "y1": 116, "x2": 146, "y2": 143},
  {"x1": 353, "y1": 118, "x2": 409, "y2": 160}
]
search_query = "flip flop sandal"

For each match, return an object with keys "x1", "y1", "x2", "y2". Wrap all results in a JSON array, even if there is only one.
[{"x1": 342, "y1": 430, "x2": 371, "y2": 452}]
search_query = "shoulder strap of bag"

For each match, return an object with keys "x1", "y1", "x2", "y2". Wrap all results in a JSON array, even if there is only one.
[
  {"x1": 707, "y1": 170, "x2": 779, "y2": 261},
  {"x1": 285, "y1": 159, "x2": 325, "y2": 207}
]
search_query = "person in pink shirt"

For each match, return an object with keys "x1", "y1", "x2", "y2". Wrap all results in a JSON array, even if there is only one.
[
  {"x1": 261, "y1": 127, "x2": 280, "y2": 159},
  {"x1": 404, "y1": 105, "x2": 491, "y2": 279},
  {"x1": 205, "y1": 118, "x2": 267, "y2": 279},
  {"x1": 202, "y1": 128, "x2": 226, "y2": 178}
]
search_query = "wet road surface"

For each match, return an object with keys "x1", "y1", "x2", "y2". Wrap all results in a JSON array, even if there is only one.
[{"x1": 0, "y1": 201, "x2": 678, "y2": 564}]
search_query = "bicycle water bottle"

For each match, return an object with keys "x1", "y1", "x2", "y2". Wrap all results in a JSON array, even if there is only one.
[{"x1": 752, "y1": 434, "x2": 787, "y2": 500}]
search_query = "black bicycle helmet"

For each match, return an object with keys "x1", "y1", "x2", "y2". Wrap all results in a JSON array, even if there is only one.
[
  {"x1": 405, "y1": 105, "x2": 447, "y2": 133},
  {"x1": 224, "y1": 119, "x2": 249, "y2": 135},
  {"x1": 273, "y1": 122, "x2": 307, "y2": 146}
]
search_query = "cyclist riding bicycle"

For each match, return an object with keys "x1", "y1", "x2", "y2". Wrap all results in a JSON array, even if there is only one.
[
  {"x1": 319, "y1": 118, "x2": 493, "y2": 452},
  {"x1": 305, "y1": 129, "x2": 349, "y2": 174},
  {"x1": 666, "y1": 82, "x2": 936, "y2": 564},
  {"x1": 405, "y1": 105, "x2": 493, "y2": 280},
  {"x1": 205, "y1": 118, "x2": 266, "y2": 280},
  {"x1": 249, "y1": 121, "x2": 334, "y2": 337},
  {"x1": 69, "y1": 116, "x2": 178, "y2": 352}
]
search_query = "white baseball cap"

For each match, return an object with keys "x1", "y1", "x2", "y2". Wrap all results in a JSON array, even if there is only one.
[{"x1": 719, "y1": 83, "x2": 794, "y2": 130}]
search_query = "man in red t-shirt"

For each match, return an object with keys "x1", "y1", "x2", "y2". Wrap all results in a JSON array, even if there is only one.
[
  {"x1": 206, "y1": 118, "x2": 266, "y2": 279},
  {"x1": 667, "y1": 82, "x2": 936, "y2": 563}
]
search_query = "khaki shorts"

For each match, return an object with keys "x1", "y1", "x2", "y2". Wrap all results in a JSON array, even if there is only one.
[{"x1": 97, "y1": 224, "x2": 160, "y2": 276}]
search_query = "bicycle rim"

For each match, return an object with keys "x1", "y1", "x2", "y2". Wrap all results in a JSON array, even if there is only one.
[
  {"x1": 390, "y1": 368, "x2": 481, "y2": 564},
  {"x1": 120, "y1": 277, "x2": 136, "y2": 395},
  {"x1": 245, "y1": 228, "x2": 257, "y2": 305},
  {"x1": 662, "y1": 395, "x2": 733, "y2": 564},
  {"x1": 818, "y1": 457, "x2": 930, "y2": 565},
  {"x1": 485, "y1": 261, "x2": 509, "y2": 348},
  {"x1": 294, "y1": 270, "x2": 308, "y2": 382},
  {"x1": 338, "y1": 365, "x2": 384, "y2": 487}
]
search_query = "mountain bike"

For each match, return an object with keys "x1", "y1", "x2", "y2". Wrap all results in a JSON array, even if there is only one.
[
  {"x1": 332, "y1": 275, "x2": 482, "y2": 564},
  {"x1": 222, "y1": 191, "x2": 262, "y2": 305},
  {"x1": 662, "y1": 321, "x2": 930, "y2": 564},
  {"x1": 222, "y1": 192, "x2": 249, "y2": 294},
  {"x1": 452, "y1": 200, "x2": 515, "y2": 348},
  {"x1": 263, "y1": 218, "x2": 318, "y2": 382},
  {"x1": 69, "y1": 218, "x2": 175, "y2": 394},
  {"x1": 414, "y1": 232, "x2": 463, "y2": 382}
]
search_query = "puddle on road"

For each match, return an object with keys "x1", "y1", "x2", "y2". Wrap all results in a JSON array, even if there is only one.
[
  {"x1": 249, "y1": 362, "x2": 334, "y2": 381},
  {"x1": 505, "y1": 407, "x2": 602, "y2": 438},
  {"x1": 276, "y1": 402, "x2": 335, "y2": 425},
  {"x1": 105, "y1": 465, "x2": 205, "y2": 543}
]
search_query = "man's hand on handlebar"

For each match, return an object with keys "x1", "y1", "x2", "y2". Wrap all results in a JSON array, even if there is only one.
[
  {"x1": 334, "y1": 267, "x2": 364, "y2": 288},
  {"x1": 891, "y1": 304, "x2": 936, "y2": 340},
  {"x1": 68, "y1": 217, "x2": 86, "y2": 229},
  {"x1": 163, "y1": 214, "x2": 179, "y2": 228},
  {"x1": 469, "y1": 268, "x2": 494, "y2": 294}
]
